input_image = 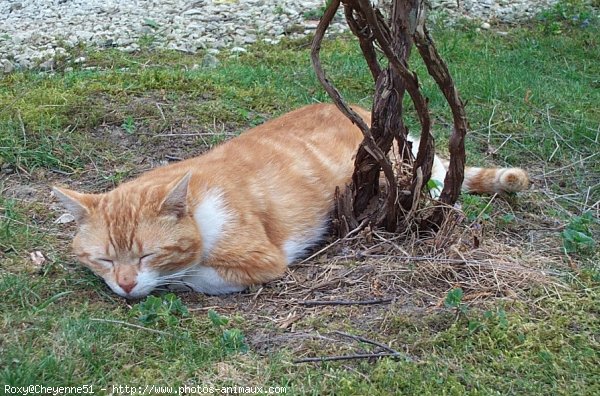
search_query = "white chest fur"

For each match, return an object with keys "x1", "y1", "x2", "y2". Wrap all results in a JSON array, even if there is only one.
[
  {"x1": 408, "y1": 135, "x2": 447, "y2": 199},
  {"x1": 185, "y1": 188, "x2": 244, "y2": 294},
  {"x1": 193, "y1": 189, "x2": 232, "y2": 258}
]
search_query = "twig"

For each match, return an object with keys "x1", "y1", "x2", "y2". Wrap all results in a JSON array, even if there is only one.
[
  {"x1": 545, "y1": 105, "x2": 579, "y2": 153},
  {"x1": 89, "y1": 318, "x2": 171, "y2": 336},
  {"x1": 357, "y1": 0, "x2": 435, "y2": 190},
  {"x1": 311, "y1": 0, "x2": 397, "y2": 217},
  {"x1": 458, "y1": 193, "x2": 498, "y2": 240},
  {"x1": 299, "y1": 298, "x2": 393, "y2": 306},
  {"x1": 469, "y1": 117, "x2": 510, "y2": 134},
  {"x1": 17, "y1": 111, "x2": 26, "y2": 145},
  {"x1": 188, "y1": 306, "x2": 221, "y2": 312},
  {"x1": 152, "y1": 132, "x2": 234, "y2": 138},
  {"x1": 543, "y1": 152, "x2": 598, "y2": 176},
  {"x1": 413, "y1": 22, "x2": 467, "y2": 218},
  {"x1": 50, "y1": 168, "x2": 75, "y2": 176},
  {"x1": 332, "y1": 331, "x2": 402, "y2": 355},
  {"x1": 293, "y1": 352, "x2": 402, "y2": 363},
  {"x1": 491, "y1": 133, "x2": 513, "y2": 156},
  {"x1": 1, "y1": 215, "x2": 66, "y2": 234},
  {"x1": 486, "y1": 102, "x2": 498, "y2": 149},
  {"x1": 548, "y1": 136, "x2": 560, "y2": 162},
  {"x1": 583, "y1": 186, "x2": 592, "y2": 212},
  {"x1": 540, "y1": 189, "x2": 598, "y2": 213},
  {"x1": 310, "y1": 0, "x2": 371, "y2": 136},
  {"x1": 155, "y1": 103, "x2": 166, "y2": 121},
  {"x1": 298, "y1": 218, "x2": 368, "y2": 264},
  {"x1": 298, "y1": 238, "x2": 341, "y2": 265},
  {"x1": 371, "y1": 230, "x2": 410, "y2": 256},
  {"x1": 343, "y1": 5, "x2": 381, "y2": 81}
]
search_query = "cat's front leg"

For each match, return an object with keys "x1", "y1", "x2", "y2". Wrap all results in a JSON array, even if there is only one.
[{"x1": 183, "y1": 243, "x2": 288, "y2": 295}]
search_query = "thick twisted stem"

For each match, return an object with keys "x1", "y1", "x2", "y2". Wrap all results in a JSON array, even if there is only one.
[
  {"x1": 356, "y1": 0, "x2": 435, "y2": 198},
  {"x1": 311, "y1": 0, "x2": 467, "y2": 234},
  {"x1": 414, "y1": 16, "x2": 467, "y2": 226},
  {"x1": 344, "y1": 6, "x2": 381, "y2": 82},
  {"x1": 311, "y1": 0, "x2": 397, "y2": 233}
]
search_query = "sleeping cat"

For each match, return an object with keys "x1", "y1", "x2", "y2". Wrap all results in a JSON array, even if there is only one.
[{"x1": 54, "y1": 104, "x2": 530, "y2": 298}]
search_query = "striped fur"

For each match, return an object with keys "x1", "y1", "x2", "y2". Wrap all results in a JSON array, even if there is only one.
[{"x1": 53, "y1": 104, "x2": 529, "y2": 298}]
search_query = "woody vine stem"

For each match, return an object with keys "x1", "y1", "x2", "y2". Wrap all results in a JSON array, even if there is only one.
[{"x1": 311, "y1": 0, "x2": 468, "y2": 233}]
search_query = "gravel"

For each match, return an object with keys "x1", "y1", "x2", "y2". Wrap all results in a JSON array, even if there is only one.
[
  {"x1": 0, "y1": 0, "x2": 559, "y2": 71},
  {"x1": 430, "y1": 0, "x2": 559, "y2": 24}
]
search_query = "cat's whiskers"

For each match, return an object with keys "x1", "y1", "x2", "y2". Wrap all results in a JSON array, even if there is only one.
[
  {"x1": 156, "y1": 280, "x2": 190, "y2": 286},
  {"x1": 154, "y1": 267, "x2": 214, "y2": 287},
  {"x1": 155, "y1": 284, "x2": 194, "y2": 292},
  {"x1": 157, "y1": 266, "x2": 197, "y2": 280},
  {"x1": 157, "y1": 266, "x2": 221, "y2": 280},
  {"x1": 155, "y1": 278, "x2": 194, "y2": 287}
]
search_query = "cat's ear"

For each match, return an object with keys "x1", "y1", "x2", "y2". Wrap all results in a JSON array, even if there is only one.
[
  {"x1": 52, "y1": 187, "x2": 99, "y2": 224},
  {"x1": 159, "y1": 172, "x2": 191, "y2": 218}
]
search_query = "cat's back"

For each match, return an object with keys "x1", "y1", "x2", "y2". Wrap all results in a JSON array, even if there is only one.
[
  {"x1": 211, "y1": 103, "x2": 364, "y2": 166},
  {"x1": 197, "y1": 103, "x2": 363, "y2": 212},
  {"x1": 215, "y1": 103, "x2": 362, "y2": 175},
  {"x1": 136, "y1": 103, "x2": 364, "y2": 190},
  {"x1": 123, "y1": 104, "x2": 364, "y2": 243}
]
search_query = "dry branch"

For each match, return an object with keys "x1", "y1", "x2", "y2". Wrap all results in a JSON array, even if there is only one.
[
  {"x1": 89, "y1": 318, "x2": 171, "y2": 336},
  {"x1": 355, "y1": 0, "x2": 436, "y2": 193},
  {"x1": 311, "y1": 0, "x2": 398, "y2": 231},
  {"x1": 310, "y1": 0, "x2": 371, "y2": 136},
  {"x1": 344, "y1": 6, "x2": 381, "y2": 81}
]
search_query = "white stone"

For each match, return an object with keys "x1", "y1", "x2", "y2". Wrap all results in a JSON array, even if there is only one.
[{"x1": 2, "y1": 59, "x2": 15, "y2": 73}]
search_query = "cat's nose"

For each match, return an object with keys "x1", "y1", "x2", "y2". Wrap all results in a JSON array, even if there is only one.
[{"x1": 119, "y1": 281, "x2": 137, "y2": 294}]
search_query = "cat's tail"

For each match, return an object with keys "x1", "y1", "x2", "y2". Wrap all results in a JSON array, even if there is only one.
[
  {"x1": 441, "y1": 159, "x2": 531, "y2": 194},
  {"x1": 464, "y1": 167, "x2": 531, "y2": 194}
]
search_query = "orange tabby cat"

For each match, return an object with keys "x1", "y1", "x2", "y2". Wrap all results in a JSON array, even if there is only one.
[{"x1": 54, "y1": 104, "x2": 529, "y2": 298}]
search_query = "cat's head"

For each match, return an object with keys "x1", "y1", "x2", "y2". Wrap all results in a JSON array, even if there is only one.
[{"x1": 53, "y1": 173, "x2": 202, "y2": 299}]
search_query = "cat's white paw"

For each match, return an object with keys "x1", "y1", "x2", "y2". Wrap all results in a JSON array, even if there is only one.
[{"x1": 183, "y1": 266, "x2": 246, "y2": 295}]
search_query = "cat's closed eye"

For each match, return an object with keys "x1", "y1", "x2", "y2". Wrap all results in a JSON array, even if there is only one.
[
  {"x1": 96, "y1": 258, "x2": 114, "y2": 267},
  {"x1": 139, "y1": 253, "x2": 155, "y2": 265}
]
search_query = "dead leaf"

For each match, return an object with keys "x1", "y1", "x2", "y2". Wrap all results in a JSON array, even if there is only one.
[
  {"x1": 54, "y1": 213, "x2": 75, "y2": 224},
  {"x1": 278, "y1": 312, "x2": 303, "y2": 329},
  {"x1": 463, "y1": 291, "x2": 493, "y2": 301}
]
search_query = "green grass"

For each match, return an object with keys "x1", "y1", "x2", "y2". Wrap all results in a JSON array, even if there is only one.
[{"x1": 1, "y1": 1, "x2": 599, "y2": 394}]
